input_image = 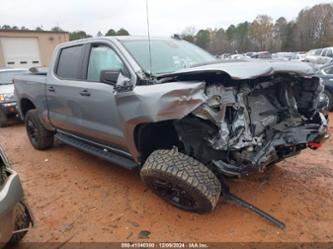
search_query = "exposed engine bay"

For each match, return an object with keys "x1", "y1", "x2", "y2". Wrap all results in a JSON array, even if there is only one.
[{"x1": 174, "y1": 75, "x2": 328, "y2": 176}]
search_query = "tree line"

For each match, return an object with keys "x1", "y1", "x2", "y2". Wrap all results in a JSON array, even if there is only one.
[
  {"x1": 1, "y1": 2, "x2": 332, "y2": 53},
  {"x1": 68, "y1": 28, "x2": 130, "y2": 40},
  {"x1": 181, "y1": 3, "x2": 333, "y2": 54},
  {"x1": 0, "y1": 25, "x2": 130, "y2": 41}
]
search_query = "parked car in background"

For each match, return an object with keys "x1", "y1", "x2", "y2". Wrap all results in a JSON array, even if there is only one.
[
  {"x1": 317, "y1": 47, "x2": 333, "y2": 65},
  {"x1": 296, "y1": 52, "x2": 308, "y2": 62},
  {"x1": 272, "y1": 52, "x2": 299, "y2": 61},
  {"x1": 304, "y1": 48, "x2": 323, "y2": 64},
  {"x1": 316, "y1": 63, "x2": 333, "y2": 111},
  {"x1": 230, "y1": 54, "x2": 251, "y2": 60},
  {"x1": 244, "y1": 52, "x2": 256, "y2": 57},
  {"x1": 250, "y1": 51, "x2": 272, "y2": 59},
  {"x1": 219, "y1": 53, "x2": 231, "y2": 60},
  {"x1": 0, "y1": 68, "x2": 27, "y2": 127},
  {"x1": 0, "y1": 146, "x2": 33, "y2": 247}
]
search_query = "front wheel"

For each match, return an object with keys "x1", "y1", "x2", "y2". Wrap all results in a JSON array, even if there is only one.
[
  {"x1": 25, "y1": 110, "x2": 54, "y2": 150},
  {"x1": 140, "y1": 150, "x2": 221, "y2": 213}
]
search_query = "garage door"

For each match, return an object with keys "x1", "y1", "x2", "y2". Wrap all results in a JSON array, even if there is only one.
[{"x1": 0, "y1": 37, "x2": 41, "y2": 68}]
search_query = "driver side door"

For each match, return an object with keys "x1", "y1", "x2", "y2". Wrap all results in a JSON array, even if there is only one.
[{"x1": 75, "y1": 43, "x2": 129, "y2": 149}]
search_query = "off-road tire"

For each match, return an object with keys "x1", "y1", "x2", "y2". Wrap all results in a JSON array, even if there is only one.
[
  {"x1": 9, "y1": 202, "x2": 31, "y2": 243},
  {"x1": 0, "y1": 110, "x2": 8, "y2": 127},
  {"x1": 141, "y1": 149, "x2": 221, "y2": 213},
  {"x1": 25, "y1": 109, "x2": 54, "y2": 150}
]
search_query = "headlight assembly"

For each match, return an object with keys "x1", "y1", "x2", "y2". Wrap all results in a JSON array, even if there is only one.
[{"x1": 0, "y1": 93, "x2": 15, "y2": 103}]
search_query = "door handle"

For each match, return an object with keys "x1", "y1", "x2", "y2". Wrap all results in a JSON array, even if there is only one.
[
  {"x1": 80, "y1": 89, "x2": 91, "y2": 96},
  {"x1": 47, "y1": 86, "x2": 55, "y2": 92}
]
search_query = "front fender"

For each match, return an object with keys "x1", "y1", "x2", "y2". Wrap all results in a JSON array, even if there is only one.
[{"x1": 115, "y1": 81, "x2": 207, "y2": 161}]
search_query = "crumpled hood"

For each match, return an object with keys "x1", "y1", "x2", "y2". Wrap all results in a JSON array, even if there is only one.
[
  {"x1": 157, "y1": 61, "x2": 316, "y2": 80},
  {"x1": 0, "y1": 84, "x2": 14, "y2": 94}
]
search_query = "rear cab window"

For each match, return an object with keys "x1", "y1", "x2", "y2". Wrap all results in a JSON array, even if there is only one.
[{"x1": 56, "y1": 45, "x2": 84, "y2": 79}]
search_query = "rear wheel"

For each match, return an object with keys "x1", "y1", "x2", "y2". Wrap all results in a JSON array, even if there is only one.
[
  {"x1": 25, "y1": 110, "x2": 54, "y2": 150},
  {"x1": 0, "y1": 110, "x2": 8, "y2": 127},
  {"x1": 141, "y1": 149, "x2": 221, "y2": 213}
]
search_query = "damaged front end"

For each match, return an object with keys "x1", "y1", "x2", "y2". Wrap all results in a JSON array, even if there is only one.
[{"x1": 174, "y1": 74, "x2": 328, "y2": 177}]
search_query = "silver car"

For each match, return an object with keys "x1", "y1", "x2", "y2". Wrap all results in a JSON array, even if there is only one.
[
  {"x1": 0, "y1": 68, "x2": 27, "y2": 127},
  {"x1": 304, "y1": 48, "x2": 323, "y2": 64},
  {"x1": 0, "y1": 146, "x2": 33, "y2": 247},
  {"x1": 317, "y1": 47, "x2": 333, "y2": 65}
]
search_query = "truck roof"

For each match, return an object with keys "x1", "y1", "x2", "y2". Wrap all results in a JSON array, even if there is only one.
[
  {"x1": 60, "y1": 36, "x2": 179, "y2": 47},
  {"x1": 113, "y1": 36, "x2": 178, "y2": 41}
]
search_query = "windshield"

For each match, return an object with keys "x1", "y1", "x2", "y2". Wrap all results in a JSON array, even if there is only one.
[
  {"x1": 121, "y1": 39, "x2": 217, "y2": 75},
  {"x1": 0, "y1": 71, "x2": 26, "y2": 85}
]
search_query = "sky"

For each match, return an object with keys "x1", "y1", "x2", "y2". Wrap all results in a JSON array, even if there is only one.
[{"x1": 0, "y1": 0, "x2": 329, "y2": 36}]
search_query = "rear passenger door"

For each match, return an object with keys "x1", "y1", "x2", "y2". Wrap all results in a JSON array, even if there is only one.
[{"x1": 47, "y1": 44, "x2": 86, "y2": 132}]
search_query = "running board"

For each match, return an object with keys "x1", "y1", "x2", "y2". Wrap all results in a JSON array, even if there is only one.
[{"x1": 55, "y1": 133, "x2": 139, "y2": 170}]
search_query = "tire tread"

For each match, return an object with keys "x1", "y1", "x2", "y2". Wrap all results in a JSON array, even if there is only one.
[
  {"x1": 25, "y1": 110, "x2": 54, "y2": 150},
  {"x1": 141, "y1": 149, "x2": 221, "y2": 213}
]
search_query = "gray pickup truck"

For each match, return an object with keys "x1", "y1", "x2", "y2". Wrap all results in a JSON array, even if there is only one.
[{"x1": 14, "y1": 36, "x2": 328, "y2": 213}]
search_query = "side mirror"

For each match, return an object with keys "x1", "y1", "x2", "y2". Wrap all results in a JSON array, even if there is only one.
[{"x1": 100, "y1": 69, "x2": 121, "y2": 84}]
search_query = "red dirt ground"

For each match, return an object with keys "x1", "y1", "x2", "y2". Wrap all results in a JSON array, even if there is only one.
[{"x1": 0, "y1": 114, "x2": 332, "y2": 243}]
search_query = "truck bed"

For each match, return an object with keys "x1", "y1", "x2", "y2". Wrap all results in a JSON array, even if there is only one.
[{"x1": 14, "y1": 71, "x2": 48, "y2": 120}]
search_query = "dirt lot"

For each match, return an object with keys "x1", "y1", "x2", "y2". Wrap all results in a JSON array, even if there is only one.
[{"x1": 1, "y1": 114, "x2": 333, "y2": 243}]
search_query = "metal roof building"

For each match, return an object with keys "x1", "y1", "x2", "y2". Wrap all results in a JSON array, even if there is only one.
[{"x1": 0, "y1": 30, "x2": 69, "y2": 68}]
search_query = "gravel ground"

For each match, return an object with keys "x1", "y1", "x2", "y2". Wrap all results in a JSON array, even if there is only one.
[{"x1": 0, "y1": 114, "x2": 332, "y2": 243}]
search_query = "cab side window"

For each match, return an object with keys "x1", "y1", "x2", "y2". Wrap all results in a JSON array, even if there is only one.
[{"x1": 87, "y1": 45, "x2": 124, "y2": 82}]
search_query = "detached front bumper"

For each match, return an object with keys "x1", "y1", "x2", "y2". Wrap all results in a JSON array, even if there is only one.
[{"x1": 0, "y1": 102, "x2": 18, "y2": 116}]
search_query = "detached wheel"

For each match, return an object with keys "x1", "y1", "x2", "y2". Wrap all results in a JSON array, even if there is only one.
[
  {"x1": 141, "y1": 150, "x2": 221, "y2": 213},
  {"x1": 9, "y1": 202, "x2": 31, "y2": 243},
  {"x1": 25, "y1": 109, "x2": 54, "y2": 150},
  {"x1": 0, "y1": 110, "x2": 8, "y2": 127}
]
